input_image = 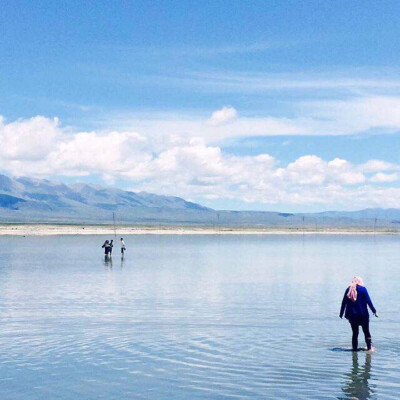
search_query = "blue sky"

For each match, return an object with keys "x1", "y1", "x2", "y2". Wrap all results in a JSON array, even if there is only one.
[{"x1": 1, "y1": 1, "x2": 400, "y2": 211}]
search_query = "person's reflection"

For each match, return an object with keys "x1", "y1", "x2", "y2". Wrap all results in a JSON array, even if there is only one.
[
  {"x1": 104, "y1": 255, "x2": 113, "y2": 268},
  {"x1": 341, "y1": 352, "x2": 376, "y2": 399}
]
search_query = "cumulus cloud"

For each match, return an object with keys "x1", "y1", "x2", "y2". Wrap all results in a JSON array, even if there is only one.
[
  {"x1": 360, "y1": 160, "x2": 399, "y2": 173},
  {"x1": 133, "y1": 150, "x2": 372, "y2": 204},
  {"x1": 129, "y1": 145, "x2": 400, "y2": 208},
  {"x1": 370, "y1": 172, "x2": 399, "y2": 183},
  {"x1": 1, "y1": 115, "x2": 400, "y2": 209},
  {"x1": 0, "y1": 116, "x2": 150, "y2": 177},
  {"x1": 206, "y1": 106, "x2": 238, "y2": 126},
  {"x1": 48, "y1": 130, "x2": 149, "y2": 176},
  {"x1": 0, "y1": 116, "x2": 62, "y2": 160}
]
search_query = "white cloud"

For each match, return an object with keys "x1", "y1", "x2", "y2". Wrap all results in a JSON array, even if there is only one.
[
  {"x1": 1, "y1": 115, "x2": 400, "y2": 210},
  {"x1": 206, "y1": 106, "x2": 238, "y2": 126},
  {"x1": 101, "y1": 95, "x2": 400, "y2": 145},
  {"x1": 304, "y1": 96, "x2": 400, "y2": 134},
  {"x1": 152, "y1": 70, "x2": 400, "y2": 94},
  {"x1": 0, "y1": 116, "x2": 62, "y2": 160},
  {"x1": 360, "y1": 160, "x2": 399, "y2": 173},
  {"x1": 48, "y1": 130, "x2": 148, "y2": 176},
  {"x1": 129, "y1": 145, "x2": 399, "y2": 208},
  {"x1": 140, "y1": 42, "x2": 280, "y2": 57},
  {"x1": 0, "y1": 116, "x2": 150, "y2": 178},
  {"x1": 135, "y1": 115, "x2": 311, "y2": 142},
  {"x1": 370, "y1": 172, "x2": 399, "y2": 183}
]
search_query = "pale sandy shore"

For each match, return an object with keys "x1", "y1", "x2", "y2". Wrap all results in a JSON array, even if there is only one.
[{"x1": 0, "y1": 224, "x2": 399, "y2": 236}]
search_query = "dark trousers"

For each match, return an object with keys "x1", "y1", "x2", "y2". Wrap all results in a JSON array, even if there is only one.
[{"x1": 350, "y1": 320, "x2": 372, "y2": 350}]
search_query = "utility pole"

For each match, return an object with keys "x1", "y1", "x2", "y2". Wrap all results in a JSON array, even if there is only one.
[{"x1": 113, "y1": 212, "x2": 117, "y2": 240}]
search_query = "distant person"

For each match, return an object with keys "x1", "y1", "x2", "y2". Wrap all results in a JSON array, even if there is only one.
[
  {"x1": 102, "y1": 240, "x2": 111, "y2": 256},
  {"x1": 340, "y1": 277, "x2": 377, "y2": 352},
  {"x1": 120, "y1": 238, "x2": 126, "y2": 256},
  {"x1": 109, "y1": 240, "x2": 114, "y2": 256}
]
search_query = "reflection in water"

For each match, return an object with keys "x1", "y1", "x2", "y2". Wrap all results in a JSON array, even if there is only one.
[
  {"x1": 104, "y1": 254, "x2": 113, "y2": 268},
  {"x1": 340, "y1": 352, "x2": 376, "y2": 399}
]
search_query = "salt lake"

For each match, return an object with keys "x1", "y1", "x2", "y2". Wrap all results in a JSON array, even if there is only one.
[{"x1": 0, "y1": 234, "x2": 399, "y2": 399}]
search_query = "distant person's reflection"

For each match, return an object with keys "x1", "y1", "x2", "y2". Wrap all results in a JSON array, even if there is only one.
[
  {"x1": 341, "y1": 352, "x2": 376, "y2": 399},
  {"x1": 104, "y1": 254, "x2": 113, "y2": 268}
]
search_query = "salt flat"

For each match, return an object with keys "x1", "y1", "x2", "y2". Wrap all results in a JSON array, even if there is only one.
[{"x1": 0, "y1": 224, "x2": 399, "y2": 236}]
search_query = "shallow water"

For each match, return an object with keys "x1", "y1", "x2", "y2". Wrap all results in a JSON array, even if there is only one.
[{"x1": 0, "y1": 234, "x2": 399, "y2": 399}]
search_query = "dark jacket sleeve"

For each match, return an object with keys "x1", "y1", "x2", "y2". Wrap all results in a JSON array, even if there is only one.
[
  {"x1": 340, "y1": 289, "x2": 348, "y2": 318},
  {"x1": 365, "y1": 288, "x2": 376, "y2": 314}
]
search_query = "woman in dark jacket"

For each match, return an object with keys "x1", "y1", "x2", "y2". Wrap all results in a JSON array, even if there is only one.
[
  {"x1": 340, "y1": 276, "x2": 377, "y2": 352},
  {"x1": 102, "y1": 240, "x2": 111, "y2": 256}
]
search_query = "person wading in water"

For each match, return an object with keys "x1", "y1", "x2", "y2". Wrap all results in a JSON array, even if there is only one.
[
  {"x1": 120, "y1": 238, "x2": 126, "y2": 257},
  {"x1": 340, "y1": 277, "x2": 378, "y2": 352},
  {"x1": 102, "y1": 240, "x2": 111, "y2": 257}
]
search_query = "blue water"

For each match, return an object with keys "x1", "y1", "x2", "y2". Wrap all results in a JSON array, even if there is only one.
[{"x1": 0, "y1": 234, "x2": 399, "y2": 399}]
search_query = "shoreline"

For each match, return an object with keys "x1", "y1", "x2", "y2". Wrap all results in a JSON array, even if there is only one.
[{"x1": 0, "y1": 224, "x2": 399, "y2": 236}]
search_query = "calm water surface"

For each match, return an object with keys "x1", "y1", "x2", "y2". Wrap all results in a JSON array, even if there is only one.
[{"x1": 0, "y1": 234, "x2": 399, "y2": 399}]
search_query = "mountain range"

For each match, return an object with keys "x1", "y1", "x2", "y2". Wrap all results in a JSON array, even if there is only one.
[{"x1": 0, "y1": 173, "x2": 399, "y2": 228}]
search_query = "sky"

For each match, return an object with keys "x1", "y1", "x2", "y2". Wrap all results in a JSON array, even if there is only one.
[{"x1": 1, "y1": 0, "x2": 400, "y2": 212}]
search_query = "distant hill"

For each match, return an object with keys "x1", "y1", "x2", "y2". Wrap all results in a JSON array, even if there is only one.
[
  {"x1": 313, "y1": 208, "x2": 400, "y2": 220},
  {"x1": 0, "y1": 174, "x2": 213, "y2": 224},
  {"x1": 0, "y1": 173, "x2": 399, "y2": 228}
]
